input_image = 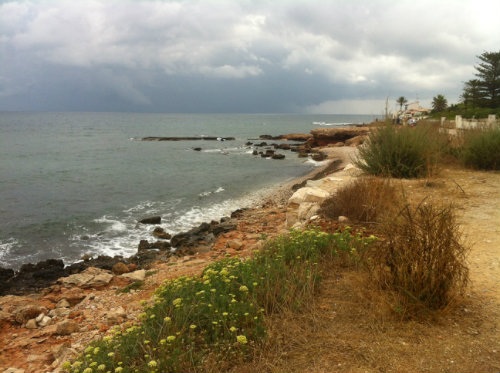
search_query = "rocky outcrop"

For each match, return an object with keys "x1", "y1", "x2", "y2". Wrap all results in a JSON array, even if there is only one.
[
  {"x1": 139, "y1": 216, "x2": 162, "y2": 225},
  {"x1": 142, "y1": 136, "x2": 235, "y2": 141},
  {"x1": 309, "y1": 127, "x2": 369, "y2": 147},
  {"x1": 58, "y1": 267, "x2": 113, "y2": 289}
]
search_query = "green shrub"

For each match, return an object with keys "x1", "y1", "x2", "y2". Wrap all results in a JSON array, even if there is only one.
[
  {"x1": 370, "y1": 203, "x2": 468, "y2": 316},
  {"x1": 355, "y1": 124, "x2": 443, "y2": 178},
  {"x1": 63, "y1": 229, "x2": 376, "y2": 373},
  {"x1": 461, "y1": 126, "x2": 500, "y2": 170}
]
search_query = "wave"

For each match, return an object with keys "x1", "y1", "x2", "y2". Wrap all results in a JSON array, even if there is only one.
[{"x1": 312, "y1": 121, "x2": 352, "y2": 126}]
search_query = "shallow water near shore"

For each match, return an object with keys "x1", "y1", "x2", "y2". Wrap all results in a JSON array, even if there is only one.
[{"x1": 0, "y1": 112, "x2": 376, "y2": 269}]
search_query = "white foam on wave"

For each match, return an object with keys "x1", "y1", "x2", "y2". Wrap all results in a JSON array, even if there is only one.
[
  {"x1": 0, "y1": 238, "x2": 18, "y2": 266},
  {"x1": 312, "y1": 122, "x2": 352, "y2": 126},
  {"x1": 198, "y1": 186, "x2": 225, "y2": 197},
  {"x1": 305, "y1": 158, "x2": 329, "y2": 167}
]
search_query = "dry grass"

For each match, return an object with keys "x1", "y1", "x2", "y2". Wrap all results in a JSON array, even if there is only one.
[
  {"x1": 368, "y1": 202, "x2": 469, "y2": 319},
  {"x1": 320, "y1": 176, "x2": 399, "y2": 224}
]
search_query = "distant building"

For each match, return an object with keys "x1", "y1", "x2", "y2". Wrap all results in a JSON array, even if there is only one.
[{"x1": 404, "y1": 100, "x2": 430, "y2": 116}]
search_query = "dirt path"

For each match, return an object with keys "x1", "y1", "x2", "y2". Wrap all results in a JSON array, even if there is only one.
[{"x1": 233, "y1": 167, "x2": 500, "y2": 373}]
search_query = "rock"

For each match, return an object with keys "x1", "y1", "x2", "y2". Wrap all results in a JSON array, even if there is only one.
[
  {"x1": 193, "y1": 147, "x2": 202, "y2": 151},
  {"x1": 331, "y1": 141, "x2": 345, "y2": 147},
  {"x1": 245, "y1": 141, "x2": 253, "y2": 146},
  {"x1": 252, "y1": 150, "x2": 258, "y2": 155},
  {"x1": 14, "y1": 305, "x2": 46, "y2": 324},
  {"x1": 298, "y1": 202, "x2": 321, "y2": 221},
  {"x1": 152, "y1": 227, "x2": 171, "y2": 239},
  {"x1": 49, "y1": 308, "x2": 70, "y2": 318},
  {"x1": 121, "y1": 270, "x2": 146, "y2": 282},
  {"x1": 106, "y1": 306, "x2": 126, "y2": 325},
  {"x1": 38, "y1": 315, "x2": 52, "y2": 327},
  {"x1": 345, "y1": 135, "x2": 366, "y2": 147},
  {"x1": 231, "y1": 209, "x2": 248, "y2": 218},
  {"x1": 311, "y1": 152, "x2": 327, "y2": 161},
  {"x1": 281, "y1": 133, "x2": 313, "y2": 141},
  {"x1": 66, "y1": 255, "x2": 124, "y2": 274},
  {"x1": 289, "y1": 187, "x2": 330, "y2": 206},
  {"x1": 139, "y1": 216, "x2": 162, "y2": 225},
  {"x1": 25, "y1": 319, "x2": 37, "y2": 329},
  {"x1": 55, "y1": 320, "x2": 79, "y2": 335},
  {"x1": 310, "y1": 127, "x2": 370, "y2": 147},
  {"x1": 277, "y1": 143, "x2": 291, "y2": 150},
  {"x1": 0, "y1": 267, "x2": 14, "y2": 295},
  {"x1": 59, "y1": 267, "x2": 113, "y2": 289},
  {"x1": 35, "y1": 313, "x2": 45, "y2": 323},
  {"x1": 112, "y1": 262, "x2": 130, "y2": 275},
  {"x1": 227, "y1": 239, "x2": 243, "y2": 250},
  {"x1": 81, "y1": 253, "x2": 92, "y2": 260},
  {"x1": 338, "y1": 216, "x2": 350, "y2": 223},
  {"x1": 3, "y1": 259, "x2": 66, "y2": 296},
  {"x1": 56, "y1": 298, "x2": 70, "y2": 308},
  {"x1": 2, "y1": 368, "x2": 25, "y2": 373},
  {"x1": 272, "y1": 154, "x2": 285, "y2": 160}
]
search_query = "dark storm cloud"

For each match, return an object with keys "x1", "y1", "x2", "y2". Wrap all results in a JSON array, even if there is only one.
[{"x1": 1, "y1": 0, "x2": 499, "y2": 113}]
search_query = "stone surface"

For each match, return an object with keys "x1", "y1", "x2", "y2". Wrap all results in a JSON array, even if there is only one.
[
  {"x1": 226, "y1": 239, "x2": 243, "y2": 250},
  {"x1": 59, "y1": 267, "x2": 113, "y2": 289},
  {"x1": 152, "y1": 227, "x2": 171, "y2": 239},
  {"x1": 25, "y1": 319, "x2": 37, "y2": 329},
  {"x1": 14, "y1": 305, "x2": 46, "y2": 324},
  {"x1": 338, "y1": 216, "x2": 350, "y2": 223},
  {"x1": 56, "y1": 298, "x2": 70, "y2": 308},
  {"x1": 55, "y1": 320, "x2": 79, "y2": 335},
  {"x1": 289, "y1": 187, "x2": 330, "y2": 206},
  {"x1": 121, "y1": 270, "x2": 146, "y2": 282}
]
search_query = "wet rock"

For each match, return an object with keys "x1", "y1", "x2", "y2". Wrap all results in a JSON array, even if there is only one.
[
  {"x1": 139, "y1": 216, "x2": 162, "y2": 225},
  {"x1": 81, "y1": 253, "x2": 92, "y2": 260},
  {"x1": 312, "y1": 152, "x2": 327, "y2": 161},
  {"x1": 231, "y1": 209, "x2": 248, "y2": 219},
  {"x1": 245, "y1": 141, "x2": 253, "y2": 146},
  {"x1": 55, "y1": 320, "x2": 79, "y2": 335},
  {"x1": 277, "y1": 143, "x2": 291, "y2": 150},
  {"x1": 272, "y1": 154, "x2": 285, "y2": 160},
  {"x1": 152, "y1": 227, "x2": 171, "y2": 239},
  {"x1": 252, "y1": 150, "x2": 258, "y2": 155},
  {"x1": 3, "y1": 259, "x2": 66, "y2": 295},
  {"x1": 193, "y1": 147, "x2": 202, "y2": 151},
  {"x1": 129, "y1": 250, "x2": 159, "y2": 267},
  {"x1": 66, "y1": 255, "x2": 124, "y2": 274},
  {"x1": 0, "y1": 267, "x2": 14, "y2": 295}
]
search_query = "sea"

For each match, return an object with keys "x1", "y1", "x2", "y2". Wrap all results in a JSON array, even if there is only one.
[{"x1": 0, "y1": 112, "x2": 377, "y2": 270}]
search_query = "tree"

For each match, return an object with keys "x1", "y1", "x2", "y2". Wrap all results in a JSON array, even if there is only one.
[
  {"x1": 460, "y1": 79, "x2": 483, "y2": 109},
  {"x1": 432, "y1": 94, "x2": 448, "y2": 113},
  {"x1": 396, "y1": 96, "x2": 408, "y2": 111},
  {"x1": 474, "y1": 51, "x2": 500, "y2": 108}
]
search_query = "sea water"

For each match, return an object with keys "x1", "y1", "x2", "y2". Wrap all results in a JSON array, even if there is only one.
[{"x1": 0, "y1": 112, "x2": 376, "y2": 269}]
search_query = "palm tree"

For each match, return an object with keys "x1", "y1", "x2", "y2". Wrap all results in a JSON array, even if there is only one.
[
  {"x1": 396, "y1": 96, "x2": 408, "y2": 111},
  {"x1": 432, "y1": 94, "x2": 448, "y2": 113}
]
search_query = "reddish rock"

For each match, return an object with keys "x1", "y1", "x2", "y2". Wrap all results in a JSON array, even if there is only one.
[{"x1": 112, "y1": 262, "x2": 130, "y2": 275}]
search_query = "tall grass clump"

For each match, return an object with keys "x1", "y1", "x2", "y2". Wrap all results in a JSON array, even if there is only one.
[
  {"x1": 370, "y1": 203, "x2": 468, "y2": 316},
  {"x1": 320, "y1": 177, "x2": 398, "y2": 223},
  {"x1": 355, "y1": 124, "x2": 443, "y2": 178},
  {"x1": 460, "y1": 126, "x2": 500, "y2": 170},
  {"x1": 62, "y1": 228, "x2": 376, "y2": 373}
]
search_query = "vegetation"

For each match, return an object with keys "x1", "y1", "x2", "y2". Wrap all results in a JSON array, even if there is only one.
[
  {"x1": 369, "y1": 203, "x2": 469, "y2": 316},
  {"x1": 396, "y1": 96, "x2": 408, "y2": 111},
  {"x1": 63, "y1": 229, "x2": 375, "y2": 373},
  {"x1": 460, "y1": 126, "x2": 500, "y2": 170},
  {"x1": 431, "y1": 94, "x2": 448, "y2": 113},
  {"x1": 320, "y1": 177, "x2": 398, "y2": 223},
  {"x1": 355, "y1": 123, "x2": 443, "y2": 178}
]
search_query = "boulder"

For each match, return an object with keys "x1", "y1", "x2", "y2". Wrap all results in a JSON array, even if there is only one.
[
  {"x1": 272, "y1": 154, "x2": 285, "y2": 160},
  {"x1": 4, "y1": 259, "x2": 66, "y2": 295},
  {"x1": 138, "y1": 240, "x2": 171, "y2": 251},
  {"x1": 289, "y1": 187, "x2": 330, "y2": 206},
  {"x1": 139, "y1": 216, "x2": 162, "y2": 225},
  {"x1": 298, "y1": 203, "x2": 321, "y2": 221},
  {"x1": 59, "y1": 267, "x2": 113, "y2": 289},
  {"x1": 55, "y1": 320, "x2": 79, "y2": 335},
  {"x1": 345, "y1": 135, "x2": 366, "y2": 147},
  {"x1": 281, "y1": 133, "x2": 313, "y2": 141},
  {"x1": 193, "y1": 147, "x2": 202, "y2": 151},
  {"x1": 152, "y1": 227, "x2": 171, "y2": 239},
  {"x1": 227, "y1": 239, "x2": 243, "y2": 250},
  {"x1": 0, "y1": 267, "x2": 14, "y2": 295},
  {"x1": 106, "y1": 306, "x2": 127, "y2": 325},
  {"x1": 56, "y1": 299, "x2": 70, "y2": 308}
]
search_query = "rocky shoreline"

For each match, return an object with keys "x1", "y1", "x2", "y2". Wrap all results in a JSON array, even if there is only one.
[{"x1": 0, "y1": 127, "x2": 369, "y2": 298}]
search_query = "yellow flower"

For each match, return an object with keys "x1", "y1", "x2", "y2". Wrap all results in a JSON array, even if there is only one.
[
  {"x1": 115, "y1": 368, "x2": 123, "y2": 373},
  {"x1": 167, "y1": 335, "x2": 176, "y2": 342},
  {"x1": 190, "y1": 324, "x2": 197, "y2": 329},
  {"x1": 236, "y1": 335, "x2": 248, "y2": 344},
  {"x1": 98, "y1": 364, "x2": 106, "y2": 371},
  {"x1": 172, "y1": 298, "x2": 182, "y2": 306},
  {"x1": 160, "y1": 339, "x2": 166, "y2": 345},
  {"x1": 93, "y1": 347, "x2": 100, "y2": 354},
  {"x1": 62, "y1": 361, "x2": 72, "y2": 370},
  {"x1": 107, "y1": 352, "x2": 114, "y2": 357},
  {"x1": 239, "y1": 285, "x2": 248, "y2": 292},
  {"x1": 83, "y1": 368, "x2": 93, "y2": 373},
  {"x1": 164, "y1": 316, "x2": 171, "y2": 323},
  {"x1": 230, "y1": 326, "x2": 237, "y2": 332},
  {"x1": 222, "y1": 312, "x2": 228, "y2": 316},
  {"x1": 148, "y1": 360, "x2": 157, "y2": 368},
  {"x1": 72, "y1": 361, "x2": 83, "y2": 369}
]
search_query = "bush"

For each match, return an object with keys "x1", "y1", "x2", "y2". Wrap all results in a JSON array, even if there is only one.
[
  {"x1": 370, "y1": 203, "x2": 468, "y2": 316},
  {"x1": 460, "y1": 126, "x2": 500, "y2": 170},
  {"x1": 355, "y1": 124, "x2": 443, "y2": 178},
  {"x1": 320, "y1": 177, "x2": 398, "y2": 223},
  {"x1": 63, "y1": 229, "x2": 376, "y2": 373}
]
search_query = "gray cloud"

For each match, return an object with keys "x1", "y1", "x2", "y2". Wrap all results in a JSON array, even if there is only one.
[{"x1": 0, "y1": 0, "x2": 498, "y2": 113}]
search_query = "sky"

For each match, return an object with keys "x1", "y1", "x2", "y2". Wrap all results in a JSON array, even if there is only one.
[{"x1": 1, "y1": 0, "x2": 499, "y2": 114}]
